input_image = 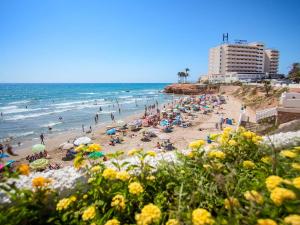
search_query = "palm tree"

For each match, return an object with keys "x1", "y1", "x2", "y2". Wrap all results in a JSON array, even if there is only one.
[
  {"x1": 184, "y1": 68, "x2": 190, "y2": 83},
  {"x1": 177, "y1": 72, "x2": 182, "y2": 83}
]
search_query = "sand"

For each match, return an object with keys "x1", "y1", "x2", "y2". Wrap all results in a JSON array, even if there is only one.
[{"x1": 10, "y1": 94, "x2": 244, "y2": 167}]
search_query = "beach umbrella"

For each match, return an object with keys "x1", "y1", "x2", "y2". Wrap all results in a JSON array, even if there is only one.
[
  {"x1": 116, "y1": 120, "x2": 125, "y2": 126},
  {"x1": 29, "y1": 158, "x2": 49, "y2": 170},
  {"x1": 61, "y1": 143, "x2": 74, "y2": 150},
  {"x1": 88, "y1": 151, "x2": 104, "y2": 159},
  {"x1": 32, "y1": 144, "x2": 45, "y2": 153},
  {"x1": 74, "y1": 137, "x2": 91, "y2": 146}
]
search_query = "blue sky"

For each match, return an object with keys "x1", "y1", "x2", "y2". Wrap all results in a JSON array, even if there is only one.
[{"x1": 0, "y1": 0, "x2": 299, "y2": 83}]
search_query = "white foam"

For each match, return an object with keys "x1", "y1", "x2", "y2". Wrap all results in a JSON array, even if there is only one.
[
  {"x1": 8, "y1": 100, "x2": 31, "y2": 105},
  {"x1": 5, "y1": 109, "x2": 69, "y2": 121},
  {"x1": 79, "y1": 92, "x2": 97, "y2": 95},
  {"x1": 99, "y1": 110, "x2": 117, "y2": 114},
  {"x1": 41, "y1": 121, "x2": 62, "y2": 128},
  {"x1": 0, "y1": 105, "x2": 17, "y2": 110},
  {"x1": 118, "y1": 95, "x2": 133, "y2": 99},
  {"x1": 7, "y1": 131, "x2": 35, "y2": 138},
  {"x1": 1, "y1": 107, "x2": 43, "y2": 115}
]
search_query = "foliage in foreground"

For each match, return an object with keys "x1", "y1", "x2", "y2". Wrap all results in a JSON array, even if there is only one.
[{"x1": 1, "y1": 127, "x2": 300, "y2": 225}]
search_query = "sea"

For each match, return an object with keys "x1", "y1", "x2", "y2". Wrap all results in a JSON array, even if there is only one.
[{"x1": 0, "y1": 83, "x2": 173, "y2": 145}]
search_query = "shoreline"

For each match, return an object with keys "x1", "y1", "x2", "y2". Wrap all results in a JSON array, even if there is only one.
[{"x1": 10, "y1": 93, "x2": 243, "y2": 168}]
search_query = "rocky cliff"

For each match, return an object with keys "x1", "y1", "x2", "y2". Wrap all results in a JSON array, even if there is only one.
[{"x1": 164, "y1": 83, "x2": 218, "y2": 95}]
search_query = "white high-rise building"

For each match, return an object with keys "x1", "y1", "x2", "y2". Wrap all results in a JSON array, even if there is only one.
[{"x1": 207, "y1": 41, "x2": 279, "y2": 83}]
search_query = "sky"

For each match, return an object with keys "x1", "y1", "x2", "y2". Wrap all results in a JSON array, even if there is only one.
[{"x1": 0, "y1": 0, "x2": 299, "y2": 83}]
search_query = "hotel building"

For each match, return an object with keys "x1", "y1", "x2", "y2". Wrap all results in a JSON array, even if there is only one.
[{"x1": 207, "y1": 41, "x2": 279, "y2": 83}]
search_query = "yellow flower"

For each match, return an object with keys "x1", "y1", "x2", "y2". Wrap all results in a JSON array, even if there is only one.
[
  {"x1": 69, "y1": 195, "x2": 76, "y2": 201},
  {"x1": 82, "y1": 206, "x2": 96, "y2": 221},
  {"x1": 270, "y1": 187, "x2": 296, "y2": 206},
  {"x1": 56, "y1": 196, "x2": 76, "y2": 211},
  {"x1": 88, "y1": 143, "x2": 102, "y2": 152},
  {"x1": 294, "y1": 146, "x2": 300, "y2": 151},
  {"x1": 210, "y1": 134, "x2": 219, "y2": 141},
  {"x1": 128, "y1": 148, "x2": 141, "y2": 156},
  {"x1": 18, "y1": 164, "x2": 30, "y2": 176},
  {"x1": 266, "y1": 176, "x2": 283, "y2": 191},
  {"x1": 74, "y1": 155, "x2": 86, "y2": 169},
  {"x1": 292, "y1": 163, "x2": 300, "y2": 170},
  {"x1": 256, "y1": 219, "x2": 277, "y2": 225},
  {"x1": 223, "y1": 127, "x2": 233, "y2": 133},
  {"x1": 213, "y1": 162, "x2": 224, "y2": 170},
  {"x1": 203, "y1": 164, "x2": 212, "y2": 170},
  {"x1": 166, "y1": 219, "x2": 180, "y2": 225},
  {"x1": 243, "y1": 160, "x2": 255, "y2": 169},
  {"x1": 75, "y1": 144, "x2": 85, "y2": 152},
  {"x1": 128, "y1": 182, "x2": 144, "y2": 195},
  {"x1": 292, "y1": 177, "x2": 300, "y2": 189},
  {"x1": 135, "y1": 203, "x2": 161, "y2": 225},
  {"x1": 244, "y1": 190, "x2": 264, "y2": 204},
  {"x1": 187, "y1": 151, "x2": 195, "y2": 158},
  {"x1": 284, "y1": 214, "x2": 300, "y2": 225},
  {"x1": 116, "y1": 171, "x2": 130, "y2": 181},
  {"x1": 243, "y1": 131, "x2": 255, "y2": 139},
  {"x1": 208, "y1": 150, "x2": 225, "y2": 160},
  {"x1": 147, "y1": 151, "x2": 157, "y2": 157},
  {"x1": 88, "y1": 177, "x2": 95, "y2": 183},
  {"x1": 111, "y1": 194, "x2": 126, "y2": 210},
  {"x1": 105, "y1": 219, "x2": 120, "y2": 225},
  {"x1": 228, "y1": 139, "x2": 237, "y2": 146},
  {"x1": 56, "y1": 198, "x2": 72, "y2": 211},
  {"x1": 280, "y1": 150, "x2": 297, "y2": 158},
  {"x1": 102, "y1": 168, "x2": 117, "y2": 180},
  {"x1": 261, "y1": 156, "x2": 272, "y2": 164},
  {"x1": 91, "y1": 165, "x2": 101, "y2": 173},
  {"x1": 83, "y1": 194, "x2": 88, "y2": 199},
  {"x1": 192, "y1": 208, "x2": 215, "y2": 225},
  {"x1": 189, "y1": 140, "x2": 205, "y2": 150},
  {"x1": 32, "y1": 176, "x2": 51, "y2": 188},
  {"x1": 224, "y1": 197, "x2": 239, "y2": 210},
  {"x1": 146, "y1": 175, "x2": 156, "y2": 181},
  {"x1": 252, "y1": 135, "x2": 263, "y2": 144}
]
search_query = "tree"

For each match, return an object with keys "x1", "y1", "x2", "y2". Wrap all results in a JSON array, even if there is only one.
[
  {"x1": 185, "y1": 68, "x2": 190, "y2": 83},
  {"x1": 263, "y1": 80, "x2": 272, "y2": 97},
  {"x1": 288, "y1": 63, "x2": 300, "y2": 83},
  {"x1": 177, "y1": 72, "x2": 182, "y2": 83}
]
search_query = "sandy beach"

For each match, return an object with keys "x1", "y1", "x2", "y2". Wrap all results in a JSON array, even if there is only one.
[{"x1": 9, "y1": 93, "x2": 247, "y2": 167}]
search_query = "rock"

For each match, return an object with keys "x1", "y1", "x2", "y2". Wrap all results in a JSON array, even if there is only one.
[{"x1": 164, "y1": 84, "x2": 219, "y2": 95}]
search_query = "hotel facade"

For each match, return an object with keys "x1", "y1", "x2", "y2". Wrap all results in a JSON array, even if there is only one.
[{"x1": 207, "y1": 41, "x2": 279, "y2": 83}]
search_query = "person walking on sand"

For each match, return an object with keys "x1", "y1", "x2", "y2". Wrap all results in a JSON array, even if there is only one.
[
  {"x1": 40, "y1": 133, "x2": 45, "y2": 145},
  {"x1": 118, "y1": 107, "x2": 121, "y2": 114},
  {"x1": 82, "y1": 124, "x2": 85, "y2": 132},
  {"x1": 110, "y1": 113, "x2": 115, "y2": 121}
]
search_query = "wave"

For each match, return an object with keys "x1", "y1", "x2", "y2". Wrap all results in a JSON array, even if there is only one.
[
  {"x1": 98, "y1": 110, "x2": 117, "y2": 114},
  {"x1": 7, "y1": 131, "x2": 35, "y2": 138},
  {"x1": 79, "y1": 92, "x2": 98, "y2": 95},
  {"x1": 0, "y1": 105, "x2": 18, "y2": 110},
  {"x1": 8, "y1": 100, "x2": 31, "y2": 105},
  {"x1": 1, "y1": 107, "x2": 45, "y2": 115},
  {"x1": 5, "y1": 109, "x2": 69, "y2": 121},
  {"x1": 118, "y1": 95, "x2": 133, "y2": 99},
  {"x1": 41, "y1": 121, "x2": 62, "y2": 128}
]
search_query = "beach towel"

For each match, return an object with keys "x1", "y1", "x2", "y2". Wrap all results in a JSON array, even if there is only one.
[
  {"x1": 0, "y1": 153, "x2": 9, "y2": 158},
  {"x1": 106, "y1": 128, "x2": 116, "y2": 135}
]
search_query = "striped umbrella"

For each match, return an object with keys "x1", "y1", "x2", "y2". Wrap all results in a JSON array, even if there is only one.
[{"x1": 32, "y1": 144, "x2": 45, "y2": 153}]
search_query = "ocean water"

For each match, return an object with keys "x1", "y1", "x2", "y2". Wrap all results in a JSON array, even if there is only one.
[{"x1": 0, "y1": 83, "x2": 172, "y2": 144}]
